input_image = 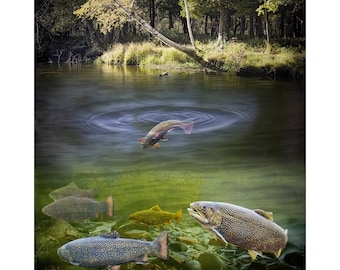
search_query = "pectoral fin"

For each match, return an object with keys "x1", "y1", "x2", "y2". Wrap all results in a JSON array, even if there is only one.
[
  {"x1": 161, "y1": 136, "x2": 168, "y2": 141},
  {"x1": 212, "y1": 228, "x2": 228, "y2": 245},
  {"x1": 135, "y1": 254, "x2": 148, "y2": 264},
  {"x1": 109, "y1": 265, "x2": 120, "y2": 270},
  {"x1": 152, "y1": 143, "x2": 160, "y2": 149},
  {"x1": 248, "y1": 250, "x2": 262, "y2": 260},
  {"x1": 274, "y1": 248, "x2": 282, "y2": 258}
]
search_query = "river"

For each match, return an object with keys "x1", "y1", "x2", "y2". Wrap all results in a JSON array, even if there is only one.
[{"x1": 35, "y1": 64, "x2": 305, "y2": 270}]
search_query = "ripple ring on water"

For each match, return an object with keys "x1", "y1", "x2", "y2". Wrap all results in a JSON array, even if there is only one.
[{"x1": 80, "y1": 105, "x2": 255, "y2": 134}]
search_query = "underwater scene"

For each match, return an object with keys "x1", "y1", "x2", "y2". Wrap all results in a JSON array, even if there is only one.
[{"x1": 35, "y1": 64, "x2": 305, "y2": 270}]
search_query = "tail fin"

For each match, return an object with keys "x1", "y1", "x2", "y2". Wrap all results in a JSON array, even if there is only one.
[
  {"x1": 176, "y1": 209, "x2": 182, "y2": 222},
  {"x1": 153, "y1": 231, "x2": 168, "y2": 260},
  {"x1": 181, "y1": 121, "x2": 194, "y2": 134},
  {"x1": 105, "y1": 195, "x2": 114, "y2": 217}
]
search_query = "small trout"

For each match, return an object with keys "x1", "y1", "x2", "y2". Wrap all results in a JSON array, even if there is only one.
[
  {"x1": 138, "y1": 119, "x2": 194, "y2": 149},
  {"x1": 187, "y1": 201, "x2": 288, "y2": 260},
  {"x1": 57, "y1": 231, "x2": 168, "y2": 269},
  {"x1": 42, "y1": 195, "x2": 113, "y2": 221},
  {"x1": 49, "y1": 182, "x2": 93, "y2": 201},
  {"x1": 129, "y1": 205, "x2": 182, "y2": 226}
]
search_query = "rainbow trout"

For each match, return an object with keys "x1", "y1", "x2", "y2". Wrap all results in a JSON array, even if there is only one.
[
  {"x1": 42, "y1": 195, "x2": 113, "y2": 221},
  {"x1": 57, "y1": 231, "x2": 168, "y2": 269},
  {"x1": 187, "y1": 201, "x2": 288, "y2": 260},
  {"x1": 138, "y1": 119, "x2": 194, "y2": 149}
]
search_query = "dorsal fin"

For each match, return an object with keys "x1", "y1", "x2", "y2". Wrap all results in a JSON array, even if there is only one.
[
  {"x1": 254, "y1": 209, "x2": 274, "y2": 221},
  {"x1": 100, "y1": 231, "x2": 120, "y2": 239},
  {"x1": 150, "y1": 205, "x2": 162, "y2": 211},
  {"x1": 68, "y1": 182, "x2": 78, "y2": 187}
]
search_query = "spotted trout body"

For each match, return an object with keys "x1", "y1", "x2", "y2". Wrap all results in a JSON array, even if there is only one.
[
  {"x1": 138, "y1": 119, "x2": 194, "y2": 149},
  {"x1": 57, "y1": 231, "x2": 168, "y2": 268},
  {"x1": 187, "y1": 201, "x2": 288, "y2": 260}
]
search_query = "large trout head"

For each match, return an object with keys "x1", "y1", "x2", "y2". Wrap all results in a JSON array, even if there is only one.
[{"x1": 187, "y1": 201, "x2": 223, "y2": 228}]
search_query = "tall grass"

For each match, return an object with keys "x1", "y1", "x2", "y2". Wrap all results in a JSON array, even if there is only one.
[
  {"x1": 95, "y1": 41, "x2": 304, "y2": 77},
  {"x1": 96, "y1": 42, "x2": 196, "y2": 68}
]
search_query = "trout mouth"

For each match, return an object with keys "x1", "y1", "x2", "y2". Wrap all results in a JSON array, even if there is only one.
[{"x1": 187, "y1": 207, "x2": 209, "y2": 224}]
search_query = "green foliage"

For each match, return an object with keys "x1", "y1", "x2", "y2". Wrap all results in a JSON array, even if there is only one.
[
  {"x1": 256, "y1": 0, "x2": 280, "y2": 16},
  {"x1": 36, "y1": 0, "x2": 86, "y2": 34},
  {"x1": 256, "y1": 0, "x2": 305, "y2": 16},
  {"x1": 74, "y1": 0, "x2": 132, "y2": 34}
]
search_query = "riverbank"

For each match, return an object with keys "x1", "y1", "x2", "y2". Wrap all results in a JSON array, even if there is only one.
[{"x1": 95, "y1": 41, "x2": 305, "y2": 79}]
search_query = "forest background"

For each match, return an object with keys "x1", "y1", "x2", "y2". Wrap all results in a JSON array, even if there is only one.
[{"x1": 35, "y1": 0, "x2": 305, "y2": 78}]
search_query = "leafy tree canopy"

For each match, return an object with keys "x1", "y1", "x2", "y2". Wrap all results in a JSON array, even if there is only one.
[{"x1": 73, "y1": 0, "x2": 132, "y2": 34}]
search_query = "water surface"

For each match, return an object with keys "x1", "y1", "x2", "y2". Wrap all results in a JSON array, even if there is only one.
[{"x1": 35, "y1": 64, "x2": 305, "y2": 269}]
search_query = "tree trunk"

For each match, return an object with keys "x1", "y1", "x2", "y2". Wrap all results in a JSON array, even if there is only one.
[
  {"x1": 183, "y1": 0, "x2": 196, "y2": 50},
  {"x1": 168, "y1": 11, "x2": 174, "y2": 29},
  {"x1": 249, "y1": 14, "x2": 254, "y2": 38},
  {"x1": 263, "y1": 0, "x2": 270, "y2": 42},
  {"x1": 204, "y1": 15, "x2": 208, "y2": 35},
  {"x1": 239, "y1": 16, "x2": 245, "y2": 37},
  {"x1": 149, "y1": 0, "x2": 155, "y2": 28},
  {"x1": 108, "y1": 0, "x2": 225, "y2": 72},
  {"x1": 181, "y1": 17, "x2": 188, "y2": 34},
  {"x1": 279, "y1": 8, "x2": 285, "y2": 39},
  {"x1": 217, "y1": 6, "x2": 229, "y2": 49},
  {"x1": 255, "y1": 13, "x2": 263, "y2": 38}
]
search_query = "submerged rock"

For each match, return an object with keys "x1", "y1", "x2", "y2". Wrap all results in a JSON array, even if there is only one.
[
  {"x1": 170, "y1": 242, "x2": 188, "y2": 252},
  {"x1": 197, "y1": 252, "x2": 223, "y2": 270},
  {"x1": 283, "y1": 252, "x2": 305, "y2": 268},
  {"x1": 35, "y1": 219, "x2": 85, "y2": 267},
  {"x1": 184, "y1": 259, "x2": 202, "y2": 270},
  {"x1": 122, "y1": 229, "x2": 152, "y2": 241}
]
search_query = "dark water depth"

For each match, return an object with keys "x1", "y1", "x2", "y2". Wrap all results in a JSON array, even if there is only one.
[{"x1": 35, "y1": 64, "x2": 305, "y2": 270}]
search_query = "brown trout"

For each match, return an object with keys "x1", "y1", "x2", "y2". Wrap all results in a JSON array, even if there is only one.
[
  {"x1": 129, "y1": 205, "x2": 182, "y2": 226},
  {"x1": 57, "y1": 231, "x2": 168, "y2": 269},
  {"x1": 187, "y1": 201, "x2": 288, "y2": 260},
  {"x1": 138, "y1": 119, "x2": 194, "y2": 149}
]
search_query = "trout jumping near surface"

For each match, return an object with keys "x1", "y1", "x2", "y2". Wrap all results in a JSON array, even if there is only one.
[
  {"x1": 138, "y1": 119, "x2": 194, "y2": 149},
  {"x1": 57, "y1": 231, "x2": 168, "y2": 269},
  {"x1": 187, "y1": 201, "x2": 288, "y2": 260}
]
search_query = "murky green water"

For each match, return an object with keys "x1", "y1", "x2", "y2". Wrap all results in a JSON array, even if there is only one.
[{"x1": 35, "y1": 64, "x2": 305, "y2": 269}]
